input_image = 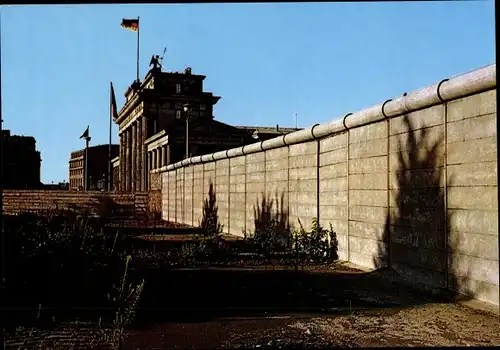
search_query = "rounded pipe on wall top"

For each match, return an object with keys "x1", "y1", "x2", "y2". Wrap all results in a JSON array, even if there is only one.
[
  {"x1": 227, "y1": 146, "x2": 245, "y2": 158},
  {"x1": 281, "y1": 134, "x2": 288, "y2": 146},
  {"x1": 342, "y1": 113, "x2": 352, "y2": 129},
  {"x1": 283, "y1": 127, "x2": 316, "y2": 146},
  {"x1": 436, "y1": 79, "x2": 449, "y2": 103},
  {"x1": 190, "y1": 155, "x2": 203, "y2": 165},
  {"x1": 241, "y1": 145, "x2": 248, "y2": 155},
  {"x1": 212, "y1": 150, "x2": 228, "y2": 161},
  {"x1": 381, "y1": 100, "x2": 392, "y2": 119},
  {"x1": 344, "y1": 104, "x2": 383, "y2": 130},
  {"x1": 261, "y1": 135, "x2": 287, "y2": 151},
  {"x1": 385, "y1": 87, "x2": 434, "y2": 117},
  {"x1": 242, "y1": 141, "x2": 264, "y2": 155},
  {"x1": 200, "y1": 154, "x2": 212, "y2": 163},
  {"x1": 439, "y1": 64, "x2": 496, "y2": 102},
  {"x1": 310, "y1": 123, "x2": 321, "y2": 139},
  {"x1": 311, "y1": 118, "x2": 346, "y2": 139}
]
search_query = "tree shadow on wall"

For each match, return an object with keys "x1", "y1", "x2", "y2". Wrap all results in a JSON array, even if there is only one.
[
  {"x1": 251, "y1": 192, "x2": 291, "y2": 252},
  {"x1": 200, "y1": 182, "x2": 223, "y2": 236},
  {"x1": 375, "y1": 114, "x2": 479, "y2": 303}
]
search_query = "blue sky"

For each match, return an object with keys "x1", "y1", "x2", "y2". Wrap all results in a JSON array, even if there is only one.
[{"x1": 1, "y1": 2, "x2": 495, "y2": 183}]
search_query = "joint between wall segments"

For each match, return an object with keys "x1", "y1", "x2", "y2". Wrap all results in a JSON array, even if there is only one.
[
  {"x1": 244, "y1": 155, "x2": 247, "y2": 236},
  {"x1": 287, "y1": 145, "x2": 290, "y2": 231},
  {"x1": 183, "y1": 167, "x2": 186, "y2": 223},
  {"x1": 264, "y1": 151, "x2": 267, "y2": 198},
  {"x1": 346, "y1": 130, "x2": 350, "y2": 262},
  {"x1": 202, "y1": 163, "x2": 205, "y2": 227},
  {"x1": 227, "y1": 158, "x2": 231, "y2": 236},
  {"x1": 174, "y1": 170, "x2": 177, "y2": 223},
  {"x1": 191, "y1": 167, "x2": 194, "y2": 227},
  {"x1": 167, "y1": 172, "x2": 169, "y2": 221},
  {"x1": 386, "y1": 118, "x2": 392, "y2": 268},
  {"x1": 214, "y1": 161, "x2": 217, "y2": 232},
  {"x1": 316, "y1": 140, "x2": 320, "y2": 223},
  {"x1": 443, "y1": 102, "x2": 449, "y2": 290}
]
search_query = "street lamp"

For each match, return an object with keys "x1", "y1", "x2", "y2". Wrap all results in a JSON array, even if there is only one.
[{"x1": 182, "y1": 103, "x2": 191, "y2": 159}]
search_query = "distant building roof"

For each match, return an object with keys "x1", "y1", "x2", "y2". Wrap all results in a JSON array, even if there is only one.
[
  {"x1": 70, "y1": 144, "x2": 119, "y2": 156},
  {"x1": 234, "y1": 125, "x2": 302, "y2": 140},
  {"x1": 235, "y1": 125, "x2": 301, "y2": 133}
]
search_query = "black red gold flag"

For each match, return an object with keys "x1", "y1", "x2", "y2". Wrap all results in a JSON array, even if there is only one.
[{"x1": 121, "y1": 18, "x2": 139, "y2": 32}]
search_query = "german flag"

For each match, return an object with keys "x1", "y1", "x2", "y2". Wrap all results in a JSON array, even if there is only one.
[{"x1": 121, "y1": 18, "x2": 139, "y2": 32}]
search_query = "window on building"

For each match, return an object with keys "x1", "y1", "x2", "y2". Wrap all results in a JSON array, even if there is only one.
[
  {"x1": 176, "y1": 84, "x2": 181, "y2": 94},
  {"x1": 176, "y1": 110, "x2": 181, "y2": 120},
  {"x1": 200, "y1": 103, "x2": 206, "y2": 111}
]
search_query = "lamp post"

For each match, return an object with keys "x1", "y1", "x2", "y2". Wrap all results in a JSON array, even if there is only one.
[
  {"x1": 84, "y1": 136, "x2": 91, "y2": 191},
  {"x1": 182, "y1": 103, "x2": 191, "y2": 159}
]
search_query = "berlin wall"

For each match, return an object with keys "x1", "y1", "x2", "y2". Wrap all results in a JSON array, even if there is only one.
[{"x1": 155, "y1": 64, "x2": 498, "y2": 307}]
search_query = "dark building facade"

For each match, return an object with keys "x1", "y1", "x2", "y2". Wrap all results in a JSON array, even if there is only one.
[
  {"x1": 114, "y1": 65, "x2": 252, "y2": 192},
  {"x1": 1, "y1": 130, "x2": 42, "y2": 189},
  {"x1": 114, "y1": 62, "x2": 302, "y2": 192},
  {"x1": 69, "y1": 144, "x2": 119, "y2": 190}
]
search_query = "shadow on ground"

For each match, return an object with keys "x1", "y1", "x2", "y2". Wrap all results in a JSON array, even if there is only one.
[{"x1": 132, "y1": 265, "x2": 448, "y2": 329}]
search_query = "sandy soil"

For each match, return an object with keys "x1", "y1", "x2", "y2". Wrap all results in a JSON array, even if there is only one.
[{"x1": 221, "y1": 303, "x2": 500, "y2": 348}]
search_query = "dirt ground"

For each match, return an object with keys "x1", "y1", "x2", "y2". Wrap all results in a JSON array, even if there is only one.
[
  {"x1": 124, "y1": 301, "x2": 500, "y2": 348},
  {"x1": 124, "y1": 265, "x2": 500, "y2": 349},
  {"x1": 221, "y1": 303, "x2": 500, "y2": 348},
  {"x1": 6, "y1": 265, "x2": 500, "y2": 349}
]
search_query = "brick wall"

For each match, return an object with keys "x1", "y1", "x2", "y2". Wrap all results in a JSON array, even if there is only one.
[
  {"x1": 2, "y1": 190, "x2": 149, "y2": 218},
  {"x1": 159, "y1": 64, "x2": 499, "y2": 307}
]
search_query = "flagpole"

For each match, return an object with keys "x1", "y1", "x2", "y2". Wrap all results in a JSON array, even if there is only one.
[
  {"x1": 108, "y1": 82, "x2": 112, "y2": 191},
  {"x1": 0, "y1": 5, "x2": 5, "y2": 292},
  {"x1": 136, "y1": 16, "x2": 140, "y2": 82}
]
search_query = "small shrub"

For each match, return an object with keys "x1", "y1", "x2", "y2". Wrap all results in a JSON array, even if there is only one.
[
  {"x1": 292, "y1": 217, "x2": 338, "y2": 263},
  {"x1": 107, "y1": 255, "x2": 145, "y2": 348},
  {"x1": 251, "y1": 193, "x2": 291, "y2": 257},
  {"x1": 180, "y1": 241, "x2": 201, "y2": 264}
]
